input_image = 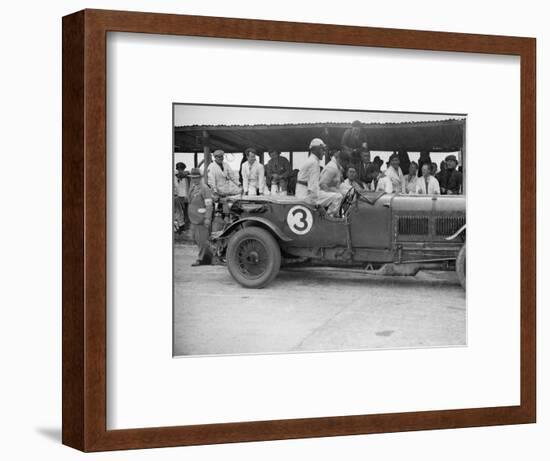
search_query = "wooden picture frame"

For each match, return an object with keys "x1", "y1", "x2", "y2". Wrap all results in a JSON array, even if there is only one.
[{"x1": 62, "y1": 8, "x2": 536, "y2": 452}]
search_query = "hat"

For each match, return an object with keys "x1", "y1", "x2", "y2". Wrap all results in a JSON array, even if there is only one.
[
  {"x1": 309, "y1": 138, "x2": 326, "y2": 149},
  {"x1": 244, "y1": 147, "x2": 257, "y2": 156},
  {"x1": 389, "y1": 153, "x2": 399, "y2": 162},
  {"x1": 188, "y1": 168, "x2": 202, "y2": 178},
  {"x1": 445, "y1": 154, "x2": 458, "y2": 163},
  {"x1": 175, "y1": 162, "x2": 186, "y2": 170},
  {"x1": 213, "y1": 149, "x2": 225, "y2": 157}
]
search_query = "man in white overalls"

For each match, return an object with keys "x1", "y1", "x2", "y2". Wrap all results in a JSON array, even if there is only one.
[{"x1": 295, "y1": 138, "x2": 341, "y2": 215}]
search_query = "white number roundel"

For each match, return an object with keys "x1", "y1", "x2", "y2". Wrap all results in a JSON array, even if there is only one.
[{"x1": 286, "y1": 205, "x2": 313, "y2": 235}]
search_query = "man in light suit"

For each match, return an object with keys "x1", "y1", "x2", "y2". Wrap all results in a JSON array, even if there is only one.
[
  {"x1": 416, "y1": 163, "x2": 441, "y2": 195},
  {"x1": 241, "y1": 148, "x2": 266, "y2": 195},
  {"x1": 207, "y1": 150, "x2": 241, "y2": 196}
]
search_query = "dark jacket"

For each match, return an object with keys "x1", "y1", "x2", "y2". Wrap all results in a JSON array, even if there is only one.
[
  {"x1": 341, "y1": 127, "x2": 368, "y2": 154},
  {"x1": 265, "y1": 156, "x2": 291, "y2": 187},
  {"x1": 436, "y1": 168, "x2": 462, "y2": 194}
]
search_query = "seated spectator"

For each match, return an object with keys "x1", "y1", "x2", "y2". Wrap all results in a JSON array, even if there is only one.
[
  {"x1": 207, "y1": 150, "x2": 241, "y2": 196},
  {"x1": 384, "y1": 153, "x2": 406, "y2": 193},
  {"x1": 340, "y1": 166, "x2": 367, "y2": 194},
  {"x1": 265, "y1": 149, "x2": 291, "y2": 195},
  {"x1": 437, "y1": 154, "x2": 463, "y2": 194},
  {"x1": 416, "y1": 163, "x2": 441, "y2": 194},
  {"x1": 404, "y1": 161, "x2": 419, "y2": 194},
  {"x1": 365, "y1": 162, "x2": 393, "y2": 193},
  {"x1": 418, "y1": 151, "x2": 432, "y2": 177},
  {"x1": 241, "y1": 147, "x2": 266, "y2": 196}
]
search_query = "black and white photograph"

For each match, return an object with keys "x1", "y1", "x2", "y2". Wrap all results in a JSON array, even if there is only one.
[{"x1": 172, "y1": 104, "x2": 466, "y2": 357}]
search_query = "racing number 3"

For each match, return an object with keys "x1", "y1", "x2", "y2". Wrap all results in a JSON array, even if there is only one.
[{"x1": 287, "y1": 205, "x2": 313, "y2": 235}]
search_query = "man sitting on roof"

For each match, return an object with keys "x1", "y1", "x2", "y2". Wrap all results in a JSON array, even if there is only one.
[
  {"x1": 341, "y1": 120, "x2": 369, "y2": 158},
  {"x1": 296, "y1": 138, "x2": 342, "y2": 215},
  {"x1": 207, "y1": 149, "x2": 241, "y2": 196}
]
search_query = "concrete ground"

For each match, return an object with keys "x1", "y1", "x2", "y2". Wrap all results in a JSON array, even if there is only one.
[{"x1": 173, "y1": 244, "x2": 466, "y2": 356}]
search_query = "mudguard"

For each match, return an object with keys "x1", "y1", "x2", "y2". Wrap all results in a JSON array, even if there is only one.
[{"x1": 215, "y1": 217, "x2": 293, "y2": 242}]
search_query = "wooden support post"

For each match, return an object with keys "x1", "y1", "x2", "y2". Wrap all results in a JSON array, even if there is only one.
[
  {"x1": 289, "y1": 151, "x2": 294, "y2": 168},
  {"x1": 202, "y1": 130, "x2": 211, "y2": 185},
  {"x1": 193, "y1": 152, "x2": 198, "y2": 168}
]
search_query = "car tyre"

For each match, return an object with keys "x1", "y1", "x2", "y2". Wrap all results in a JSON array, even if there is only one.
[
  {"x1": 456, "y1": 244, "x2": 466, "y2": 289},
  {"x1": 226, "y1": 226, "x2": 281, "y2": 288}
]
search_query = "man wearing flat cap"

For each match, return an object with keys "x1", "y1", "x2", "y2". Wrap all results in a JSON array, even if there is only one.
[
  {"x1": 207, "y1": 149, "x2": 241, "y2": 196},
  {"x1": 187, "y1": 168, "x2": 213, "y2": 266},
  {"x1": 437, "y1": 154, "x2": 463, "y2": 195}
]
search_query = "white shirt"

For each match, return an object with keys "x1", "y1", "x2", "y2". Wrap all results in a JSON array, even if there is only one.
[
  {"x1": 241, "y1": 161, "x2": 265, "y2": 194},
  {"x1": 319, "y1": 158, "x2": 342, "y2": 193},
  {"x1": 404, "y1": 174, "x2": 418, "y2": 194},
  {"x1": 375, "y1": 175, "x2": 394, "y2": 193},
  {"x1": 296, "y1": 154, "x2": 321, "y2": 198},
  {"x1": 207, "y1": 161, "x2": 240, "y2": 194},
  {"x1": 415, "y1": 175, "x2": 441, "y2": 195},
  {"x1": 384, "y1": 166, "x2": 406, "y2": 193},
  {"x1": 340, "y1": 178, "x2": 367, "y2": 195},
  {"x1": 174, "y1": 176, "x2": 189, "y2": 198}
]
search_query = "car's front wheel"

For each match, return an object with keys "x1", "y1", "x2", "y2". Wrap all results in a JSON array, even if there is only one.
[
  {"x1": 456, "y1": 244, "x2": 466, "y2": 289},
  {"x1": 226, "y1": 226, "x2": 281, "y2": 288}
]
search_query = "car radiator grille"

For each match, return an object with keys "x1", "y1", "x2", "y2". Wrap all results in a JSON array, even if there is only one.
[
  {"x1": 398, "y1": 216, "x2": 429, "y2": 235},
  {"x1": 435, "y1": 216, "x2": 466, "y2": 236}
]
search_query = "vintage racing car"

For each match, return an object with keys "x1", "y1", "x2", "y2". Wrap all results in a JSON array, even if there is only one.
[{"x1": 211, "y1": 188, "x2": 466, "y2": 289}]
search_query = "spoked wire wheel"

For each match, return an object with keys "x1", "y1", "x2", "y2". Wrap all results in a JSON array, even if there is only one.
[{"x1": 227, "y1": 227, "x2": 281, "y2": 288}]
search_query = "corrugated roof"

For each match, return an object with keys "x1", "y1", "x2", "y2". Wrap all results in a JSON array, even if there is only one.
[{"x1": 174, "y1": 119, "x2": 465, "y2": 153}]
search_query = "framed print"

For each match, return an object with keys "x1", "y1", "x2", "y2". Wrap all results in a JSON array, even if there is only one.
[{"x1": 62, "y1": 9, "x2": 536, "y2": 451}]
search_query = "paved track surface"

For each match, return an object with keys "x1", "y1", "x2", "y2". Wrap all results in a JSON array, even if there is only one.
[{"x1": 173, "y1": 244, "x2": 466, "y2": 356}]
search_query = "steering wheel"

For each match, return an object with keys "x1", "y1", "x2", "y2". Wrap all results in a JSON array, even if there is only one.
[{"x1": 339, "y1": 186, "x2": 357, "y2": 217}]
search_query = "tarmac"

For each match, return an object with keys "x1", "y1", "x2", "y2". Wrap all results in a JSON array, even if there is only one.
[{"x1": 173, "y1": 244, "x2": 466, "y2": 356}]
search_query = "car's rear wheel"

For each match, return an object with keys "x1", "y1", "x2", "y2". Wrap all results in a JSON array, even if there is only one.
[
  {"x1": 456, "y1": 244, "x2": 466, "y2": 289},
  {"x1": 226, "y1": 227, "x2": 281, "y2": 288}
]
